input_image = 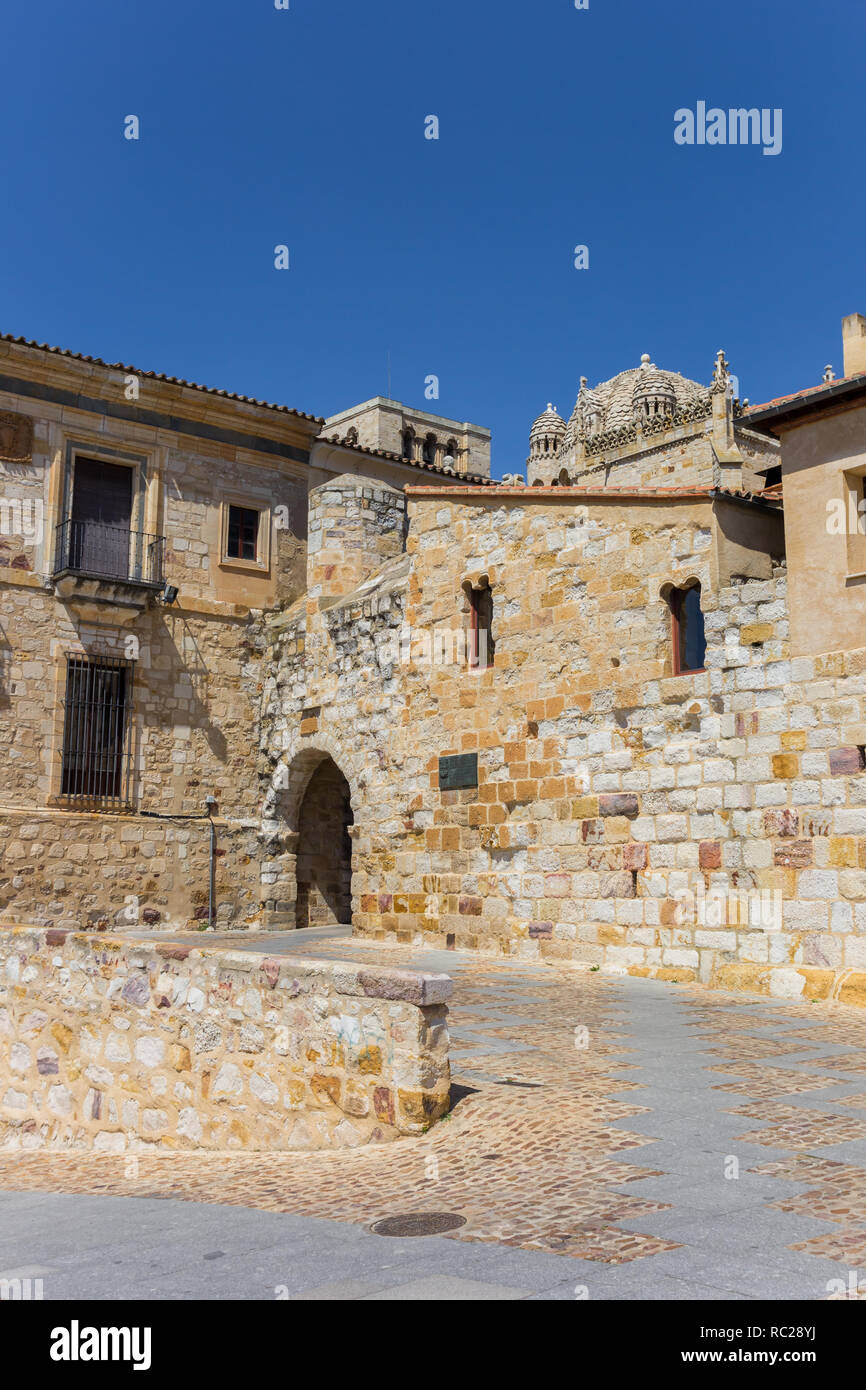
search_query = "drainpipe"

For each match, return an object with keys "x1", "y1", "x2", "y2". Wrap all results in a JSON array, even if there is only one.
[{"x1": 205, "y1": 794, "x2": 218, "y2": 927}]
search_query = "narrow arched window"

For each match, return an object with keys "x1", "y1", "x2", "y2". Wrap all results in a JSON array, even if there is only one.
[
  {"x1": 422, "y1": 433, "x2": 437, "y2": 465},
  {"x1": 469, "y1": 582, "x2": 494, "y2": 670},
  {"x1": 670, "y1": 583, "x2": 706, "y2": 674},
  {"x1": 403, "y1": 429, "x2": 415, "y2": 459}
]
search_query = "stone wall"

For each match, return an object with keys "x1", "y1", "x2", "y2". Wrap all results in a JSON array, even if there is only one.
[
  {"x1": 0, "y1": 338, "x2": 320, "y2": 934},
  {"x1": 0, "y1": 928, "x2": 452, "y2": 1152},
  {"x1": 0, "y1": 582, "x2": 267, "y2": 931},
  {"x1": 0, "y1": 809, "x2": 258, "y2": 933},
  {"x1": 307, "y1": 474, "x2": 406, "y2": 603},
  {"x1": 260, "y1": 487, "x2": 866, "y2": 1006}
]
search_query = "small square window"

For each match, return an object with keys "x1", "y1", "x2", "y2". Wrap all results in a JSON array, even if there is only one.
[{"x1": 226, "y1": 505, "x2": 260, "y2": 562}]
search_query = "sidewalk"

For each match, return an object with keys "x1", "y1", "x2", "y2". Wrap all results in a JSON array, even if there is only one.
[{"x1": 3, "y1": 934, "x2": 866, "y2": 1299}]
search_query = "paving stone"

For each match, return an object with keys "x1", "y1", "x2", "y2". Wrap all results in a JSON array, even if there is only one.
[{"x1": 3, "y1": 945, "x2": 866, "y2": 1299}]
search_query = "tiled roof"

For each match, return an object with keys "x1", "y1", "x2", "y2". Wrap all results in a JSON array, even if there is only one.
[
  {"x1": 713, "y1": 484, "x2": 783, "y2": 504},
  {"x1": 0, "y1": 332, "x2": 325, "y2": 424},
  {"x1": 405, "y1": 483, "x2": 782, "y2": 504},
  {"x1": 320, "y1": 433, "x2": 494, "y2": 485},
  {"x1": 743, "y1": 370, "x2": 866, "y2": 427}
]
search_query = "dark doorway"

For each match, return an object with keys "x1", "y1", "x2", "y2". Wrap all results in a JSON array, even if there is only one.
[
  {"x1": 69, "y1": 456, "x2": 134, "y2": 579},
  {"x1": 295, "y1": 758, "x2": 353, "y2": 928}
]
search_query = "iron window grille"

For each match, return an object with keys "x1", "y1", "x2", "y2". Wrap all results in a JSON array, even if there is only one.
[{"x1": 59, "y1": 655, "x2": 134, "y2": 810}]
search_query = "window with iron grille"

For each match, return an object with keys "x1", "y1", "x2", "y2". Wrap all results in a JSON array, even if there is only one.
[
  {"x1": 226, "y1": 504, "x2": 260, "y2": 562},
  {"x1": 60, "y1": 656, "x2": 133, "y2": 809}
]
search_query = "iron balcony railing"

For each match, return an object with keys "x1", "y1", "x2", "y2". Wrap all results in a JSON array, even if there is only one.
[{"x1": 54, "y1": 519, "x2": 165, "y2": 587}]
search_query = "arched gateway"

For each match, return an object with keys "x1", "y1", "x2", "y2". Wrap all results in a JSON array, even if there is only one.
[
  {"x1": 295, "y1": 757, "x2": 353, "y2": 928},
  {"x1": 263, "y1": 748, "x2": 355, "y2": 929}
]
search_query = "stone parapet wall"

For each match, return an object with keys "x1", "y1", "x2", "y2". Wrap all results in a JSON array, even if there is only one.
[{"x1": 0, "y1": 928, "x2": 452, "y2": 1152}]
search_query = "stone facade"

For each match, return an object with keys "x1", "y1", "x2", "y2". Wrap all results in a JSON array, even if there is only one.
[
  {"x1": 0, "y1": 927, "x2": 451, "y2": 1151},
  {"x1": 256, "y1": 321, "x2": 866, "y2": 1004},
  {"x1": 0, "y1": 336, "x2": 492, "y2": 933},
  {"x1": 8, "y1": 317, "x2": 866, "y2": 1011},
  {"x1": 527, "y1": 350, "x2": 778, "y2": 493}
]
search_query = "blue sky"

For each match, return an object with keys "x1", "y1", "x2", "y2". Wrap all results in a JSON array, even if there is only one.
[{"x1": 2, "y1": 0, "x2": 862, "y2": 475}]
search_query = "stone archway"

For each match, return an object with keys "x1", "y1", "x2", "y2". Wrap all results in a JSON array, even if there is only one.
[
  {"x1": 295, "y1": 757, "x2": 354, "y2": 928},
  {"x1": 262, "y1": 746, "x2": 356, "y2": 929}
]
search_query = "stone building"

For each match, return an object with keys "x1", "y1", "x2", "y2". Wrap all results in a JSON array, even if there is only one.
[
  {"x1": 259, "y1": 318, "x2": 866, "y2": 1007},
  {"x1": 322, "y1": 397, "x2": 491, "y2": 478},
  {"x1": 527, "y1": 350, "x2": 774, "y2": 492},
  {"x1": 7, "y1": 315, "x2": 866, "y2": 1008},
  {"x1": 0, "y1": 334, "x2": 489, "y2": 934}
]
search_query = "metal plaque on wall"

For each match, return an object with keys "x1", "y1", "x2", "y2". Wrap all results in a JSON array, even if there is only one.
[{"x1": 438, "y1": 753, "x2": 478, "y2": 791}]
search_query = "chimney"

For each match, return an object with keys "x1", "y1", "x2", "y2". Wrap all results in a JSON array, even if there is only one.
[{"x1": 842, "y1": 313, "x2": 866, "y2": 377}]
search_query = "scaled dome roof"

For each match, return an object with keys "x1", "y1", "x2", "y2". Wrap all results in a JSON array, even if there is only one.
[
  {"x1": 562, "y1": 356, "x2": 710, "y2": 445},
  {"x1": 530, "y1": 403, "x2": 566, "y2": 439}
]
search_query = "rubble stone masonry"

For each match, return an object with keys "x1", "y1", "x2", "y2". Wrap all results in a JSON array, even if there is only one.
[{"x1": 0, "y1": 927, "x2": 452, "y2": 1151}]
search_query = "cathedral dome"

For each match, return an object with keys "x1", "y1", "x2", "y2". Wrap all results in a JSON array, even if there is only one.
[
  {"x1": 529, "y1": 403, "x2": 566, "y2": 462},
  {"x1": 631, "y1": 354, "x2": 677, "y2": 422}
]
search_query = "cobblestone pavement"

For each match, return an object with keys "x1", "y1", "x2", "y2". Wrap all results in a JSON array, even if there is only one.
[{"x1": 4, "y1": 933, "x2": 866, "y2": 1299}]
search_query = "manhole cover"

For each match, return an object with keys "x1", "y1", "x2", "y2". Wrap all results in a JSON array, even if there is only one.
[{"x1": 370, "y1": 1213, "x2": 466, "y2": 1238}]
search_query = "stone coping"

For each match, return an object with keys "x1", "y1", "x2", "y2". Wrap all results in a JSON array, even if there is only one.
[{"x1": 0, "y1": 925, "x2": 454, "y2": 1008}]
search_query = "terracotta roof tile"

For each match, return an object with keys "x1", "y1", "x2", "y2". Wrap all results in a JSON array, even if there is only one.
[
  {"x1": 321, "y1": 433, "x2": 493, "y2": 485},
  {"x1": 405, "y1": 482, "x2": 783, "y2": 505},
  {"x1": 0, "y1": 332, "x2": 325, "y2": 424},
  {"x1": 743, "y1": 370, "x2": 866, "y2": 419}
]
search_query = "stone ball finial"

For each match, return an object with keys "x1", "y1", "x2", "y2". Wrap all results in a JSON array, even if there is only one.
[{"x1": 640, "y1": 353, "x2": 651, "y2": 365}]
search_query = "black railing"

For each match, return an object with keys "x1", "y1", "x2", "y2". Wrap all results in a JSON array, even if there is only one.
[{"x1": 54, "y1": 519, "x2": 165, "y2": 586}]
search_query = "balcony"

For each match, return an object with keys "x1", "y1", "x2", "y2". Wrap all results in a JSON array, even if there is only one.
[{"x1": 53, "y1": 519, "x2": 166, "y2": 625}]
